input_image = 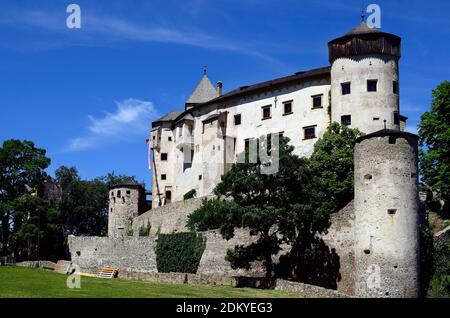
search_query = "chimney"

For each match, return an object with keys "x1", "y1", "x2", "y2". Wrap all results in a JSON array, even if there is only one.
[{"x1": 217, "y1": 81, "x2": 223, "y2": 96}]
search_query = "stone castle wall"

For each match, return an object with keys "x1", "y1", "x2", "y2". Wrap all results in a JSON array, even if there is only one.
[
  {"x1": 69, "y1": 196, "x2": 356, "y2": 292},
  {"x1": 321, "y1": 200, "x2": 356, "y2": 295},
  {"x1": 68, "y1": 236, "x2": 157, "y2": 273},
  {"x1": 132, "y1": 196, "x2": 213, "y2": 235}
]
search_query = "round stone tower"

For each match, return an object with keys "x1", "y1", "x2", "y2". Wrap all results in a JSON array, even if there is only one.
[
  {"x1": 108, "y1": 182, "x2": 145, "y2": 238},
  {"x1": 328, "y1": 22, "x2": 401, "y2": 133},
  {"x1": 354, "y1": 130, "x2": 420, "y2": 297}
]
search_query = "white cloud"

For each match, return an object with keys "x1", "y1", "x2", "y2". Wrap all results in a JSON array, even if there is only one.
[
  {"x1": 63, "y1": 98, "x2": 158, "y2": 152},
  {"x1": 0, "y1": 7, "x2": 278, "y2": 63}
]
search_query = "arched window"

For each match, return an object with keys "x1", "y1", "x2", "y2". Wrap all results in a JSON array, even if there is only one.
[{"x1": 117, "y1": 190, "x2": 121, "y2": 198}]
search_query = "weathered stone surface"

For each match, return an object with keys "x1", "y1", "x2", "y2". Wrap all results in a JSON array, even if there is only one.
[
  {"x1": 354, "y1": 134, "x2": 420, "y2": 298},
  {"x1": 15, "y1": 260, "x2": 56, "y2": 270},
  {"x1": 68, "y1": 235, "x2": 157, "y2": 273},
  {"x1": 197, "y1": 229, "x2": 265, "y2": 277},
  {"x1": 321, "y1": 200, "x2": 356, "y2": 295},
  {"x1": 275, "y1": 279, "x2": 350, "y2": 298},
  {"x1": 132, "y1": 196, "x2": 213, "y2": 235}
]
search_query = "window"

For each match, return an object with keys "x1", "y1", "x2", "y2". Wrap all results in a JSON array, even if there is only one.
[
  {"x1": 393, "y1": 81, "x2": 399, "y2": 94},
  {"x1": 303, "y1": 126, "x2": 316, "y2": 140},
  {"x1": 198, "y1": 175, "x2": 202, "y2": 180},
  {"x1": 367, "y1": 79, "x2": 378, "y2": 92},
  {"x1": 312, "y1": 95, "x2": 322, "y2": 108},
  {"x1": 111, "y1": 191, "x2": 114, "y2": 197},
  {"x1": 341, "y1": 115, "x2": 351, "y2": 126},
  {"x1": 262, "y1": 106, "x2": 271, "y2": 120},
  {"x1": 168, "y1": 137, "x2": 172, "y2": 141},
  {"x1": 341, "y1": 82, "x2": 351, "y2": 95},
  {"x1": 165, "y1": 191, "x2": 172, "y2": 203},
  {"x1": 283, "y1": 101, "x2": 293, "y2": 114},
  {"x1": 161, "y1": 153, "x2": 168, "y2": 161},
  {"x1": 161, "y1": 174, "x2": 167, "y2": 180},
  {"x1": 117, "y1": 190, "x2": 121, "y2": 198},
  {"x1": 234, "y1": 114, "x2": 241, "y2": 125},
  {"x1": 393, "y1": 111, "x2": 400, "y2": 125},
  {"x1": 266, "y1": 134, "x2": 272, "y2": 156},
  {"x1": 126, "y1": 190, "x2": 131, "y2": 195},
  {"x1": 152, "y1": 136, "x2": 156, "y2": 140}
]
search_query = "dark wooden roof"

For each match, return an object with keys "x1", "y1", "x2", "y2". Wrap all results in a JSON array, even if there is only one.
[{"x1": 328, "y1": 22, "x2": 401, "y2": 63}]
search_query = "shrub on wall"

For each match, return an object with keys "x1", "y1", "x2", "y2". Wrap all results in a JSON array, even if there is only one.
[
  {"x1": 183, "y1": 189, "x2": 196, "y2": 200},
  {"x1": 139, "y1": 221, "x2": 151, "y2": 237},
  {"x1": 156, "y1": 232, "x2": 206, "y2": 274}
]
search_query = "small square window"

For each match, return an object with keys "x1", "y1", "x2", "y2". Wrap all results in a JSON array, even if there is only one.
[
  {"x1": 161, "y1": 153, "x2": 168, "y2": 161},
  {"x1": 283, "y1": 102, "x2": 292, "y2": 114},
  {"x1": 367, "y1": 79, "x2": 378, "y2": 92},
  {"x1": 168, "y1": 137, "x2": 172, "y2": 141},
  {"x1": 393, "y1": 81, "x2": 399, "y2": 94},
  {"x1": 161, "y1": 174, "x2": 167, "y2": 180},
  {"x1": 341, "y1": 115, "x2": 351, "y2": 126},
  {"x1": 234, "y1": 114, "x2": 241, "y2": 125},
  {"x1": 198, "y1": 175, "x2": 202, "y2": 180},
  {"x1": 341, "y1": 82, "x2": 351, "y2": 95},
  {"x1": 262, "y1": 106, "x2": 271, "y2": 120},
  {"x1": 312, "y1": 95, "x2": 322, "y2": 108},
  {"x1": 152, "y1": 136, "x2": 156, "y2": 140},
  {"x1": 304, "y1": 126, "x2": 316, "y2": 140}
]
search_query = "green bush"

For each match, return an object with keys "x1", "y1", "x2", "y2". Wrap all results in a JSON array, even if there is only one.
[
  {"x1": 139, "y1": 221, "x2": 151, "y2": 237},
  {"x1": 156, "y1": 232, "x2": 206, "y2": 274},
  {"x1": 427, "y1": 242, "x2": 450, "y2": 298},
  {"x1": 183, "y1": 189, "x2": 196, "y2": 200}
]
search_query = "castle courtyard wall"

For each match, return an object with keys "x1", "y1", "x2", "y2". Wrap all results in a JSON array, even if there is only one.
[{"x1": 69, "y1": 197, "x2": 357, "y2": 294}]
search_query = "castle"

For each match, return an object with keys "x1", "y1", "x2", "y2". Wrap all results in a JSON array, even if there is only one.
[
  {"x1": 149, "y1": 21, "x2": 407, "y2": 208},
  {"x1": 69, "y1": 21, "x2": 422, "y2": 298}
]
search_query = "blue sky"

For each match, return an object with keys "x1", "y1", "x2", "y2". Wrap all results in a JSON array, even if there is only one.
[{"x1": 0, "y1": 0, "x2": 448, "y2": 189}]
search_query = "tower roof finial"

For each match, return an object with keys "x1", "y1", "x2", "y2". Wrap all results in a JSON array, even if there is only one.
[
  {"x1": 360, "y1": 4, "x2": 365, "y2": 22},
  {"x1": 203, "y1": 65, "x2": 207, "y2": 75}
]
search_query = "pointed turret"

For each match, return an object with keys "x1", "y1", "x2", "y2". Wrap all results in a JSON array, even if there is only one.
[{"x1": 185, "y1": 68, "x2": 218, "y2": 109}]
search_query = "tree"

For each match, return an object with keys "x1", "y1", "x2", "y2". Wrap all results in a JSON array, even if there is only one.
[
  {"x1": 0, "y1": 140, "x2": 51, "y2": 256},
  {"x1": 309, "y1": 122, "x2": 363, "y2": 212},
  {"x1": 9, "y1": 194, "x2": 61, "y2": 261},
  {"x1": 188, "y1": 124, "x2": 361, "y2": 285},
  {"x1": 280, "y1": 123, "x2": 362, "y2": 286},
  {"x1": 188, "y1": 135, "x2": 319, "y2": 278},
  {"x1": 55, "y1": 166, "x2": 142, "y2": 237},
  {"x1": 418, "y1": 81, "x2": 450, "y2": 216}
]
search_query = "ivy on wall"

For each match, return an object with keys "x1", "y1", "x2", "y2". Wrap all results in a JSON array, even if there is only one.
[{"x1": 155, "y1": 232, "x2": 206, "y2": 274}]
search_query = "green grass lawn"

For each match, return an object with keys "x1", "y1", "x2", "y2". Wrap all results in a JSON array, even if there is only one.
[{"x1": 0, "y1": 266, "x2": 297, "y2": 298}]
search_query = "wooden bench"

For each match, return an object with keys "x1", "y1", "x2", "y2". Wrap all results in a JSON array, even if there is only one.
[
  {"x1": 97, "y1": 267, "x2": 118, "y2": 279},
  {"x1": 54, "y1": 260, "x2": 72, "y2": 274}
]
